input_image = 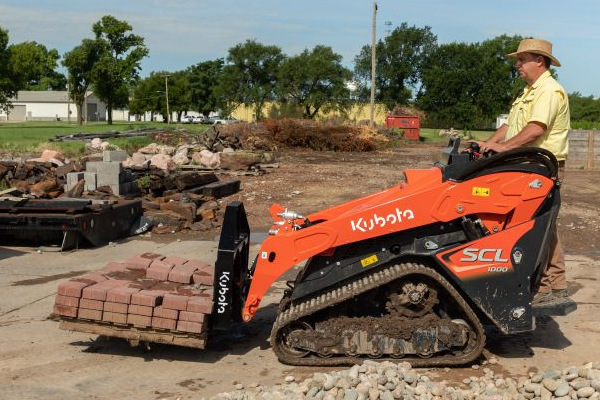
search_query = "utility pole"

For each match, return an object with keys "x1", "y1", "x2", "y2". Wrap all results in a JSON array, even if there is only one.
[
  {"x1": 162, "y1": 74, "x2": 171, "y2": 124},
  {"x1": 370, "y1": 2, "x2": 377, "y2": 128},
  {"x1": 66, "y1": 83, "x2": 71, "y2": 124}
]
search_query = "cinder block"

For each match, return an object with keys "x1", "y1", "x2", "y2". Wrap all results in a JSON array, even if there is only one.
[
  {"x1": 152, "y1": 317, "x2": 177, "y2": 330},
  {"x1": 86, "y1": 161, "x2": 122, "y2": 187},
  {"x1": 78, "y1": 308, "x2": 103, "y2": 321},
  {"x1": 103, "y1": 150, "x2": 129, "y2": 162},
  {"x1": 66, "y1": 172, "x2": 84, "y2": 191},
  {"x1": 57, "y1": 280, "x2": 92, "y2": 298},
  {"x1": 104, "y1": 301, "x2": 128, "y2": 314},
  {"x1": 127, "y1": 313, "x2": 152, "y2": 327},
  {"x1": 106, "y1": 286, "x2": 140, "y2": 304},
  {"x1": 153, "y1": 306, "x2": 179, "y2": 320},
  {"x1": 146, "y1": 260, "x2": 175, "y2": 281},
  {"x1": 83, "y1": 172, "x2": 97, "y2": 191},
  {"x1": 115, "y1": 181, "x2": 141, "y2": 197},
  {"x1": 131, "y1": 290, "x2": 164, "y2": 307},
  {"x1": 162, "y1": 256, "x2": 189, "y2": 266},
  {"x1": 176, "y1": 320, "x2": 206, "y2": 334},
  {"x1": 53, "y1": 304, "x2": 78, "y2": 318},
  {"x1": 168, "y1": 264, "x2": 198, "y2": 284},
  {"x1": 179, "y1": 311, "x2": 206, "y2": 323},
  {"x1": 103, "y1": 311, "x2": 128, "y2": 324},
  {"x1": 162, "y1": 294, "x2": 189, "y2": 311},
  {"x1": 192, "y1": 270, "x2": 213, "y2": 286},
  {"x1": 186, "y1": 297, "x2": 213, "y2": 314},
  {"x1": 128, "y1": 304, "x2": 154, "y2": 316},
  {"x1": 55, "y1": 294, "x2": 80, "y2": 308},
  {"x1": 80, "y1": 298, "x2": 104, "y2": 311}
]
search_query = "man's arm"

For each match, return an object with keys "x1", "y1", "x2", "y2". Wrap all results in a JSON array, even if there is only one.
[
  {"x1": 485, "y1": 124, "x2": 508, "y2": 145},
  {"x1": 480, "y1": 122, "x2": 546, "y2": 153}
]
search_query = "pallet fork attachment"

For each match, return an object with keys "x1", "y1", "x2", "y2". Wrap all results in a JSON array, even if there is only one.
[{"x1": 211, "y1": 201, "x2": 251, "y2": 330}]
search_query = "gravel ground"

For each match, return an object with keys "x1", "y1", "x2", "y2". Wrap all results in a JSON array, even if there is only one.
[{"x1": 204, "y1": 359, "x2": 600, "y2": 400}]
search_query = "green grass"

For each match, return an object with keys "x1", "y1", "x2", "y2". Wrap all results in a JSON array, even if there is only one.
[
  {"x1": 418, "y1": 128, "x2": 494, "y2": 143},
  {"x1": 0, "y1": 121, "x2": 209, "y2": 157}
]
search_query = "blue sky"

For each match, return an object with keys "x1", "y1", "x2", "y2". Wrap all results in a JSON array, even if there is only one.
[{"x1": 1, "y1": 0, "x2": 599, "y2": 97}]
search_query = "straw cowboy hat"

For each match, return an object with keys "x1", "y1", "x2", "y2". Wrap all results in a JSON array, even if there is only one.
[{"x1": 507, "y1": 38, "x2": 561, "y2": 67}]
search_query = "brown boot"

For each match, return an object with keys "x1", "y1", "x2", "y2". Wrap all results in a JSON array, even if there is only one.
[{"x1": 532, "y1": 291, "x2": 553, "y2": 304}]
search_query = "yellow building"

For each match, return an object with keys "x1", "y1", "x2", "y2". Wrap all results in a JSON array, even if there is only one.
[{"x1": 230, "y1": 102, "x2": 390, "y2": 125}]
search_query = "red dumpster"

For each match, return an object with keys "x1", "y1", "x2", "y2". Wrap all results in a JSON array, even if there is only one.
[{"x1": 385, "y1": 115, "x2": 420, "y2": 140}]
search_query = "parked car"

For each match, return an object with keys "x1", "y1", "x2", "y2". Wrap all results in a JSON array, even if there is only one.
[
  {"x1": 212, "y1": 116, "x2": 239, "y2": 125},
  {"x1": 182, "y1": 115, "x2": 204, "y2": 124}
]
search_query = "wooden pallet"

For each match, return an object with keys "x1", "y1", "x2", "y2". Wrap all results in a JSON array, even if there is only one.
[{"x1": 59, "y1": 318, "x2": 207, "y2": 349}]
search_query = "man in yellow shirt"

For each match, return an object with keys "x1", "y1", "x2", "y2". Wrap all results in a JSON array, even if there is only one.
[{"x1": 481, "y1": 38, "x2": 570, "y2": 304}]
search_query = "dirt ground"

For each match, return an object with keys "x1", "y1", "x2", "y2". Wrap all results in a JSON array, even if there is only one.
[{"x1": 1, "y1": 142, "x2": 599, "y2": 400}]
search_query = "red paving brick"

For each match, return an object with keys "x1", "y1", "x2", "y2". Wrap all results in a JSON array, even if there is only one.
[
  {"x1": 186, "y1": 297, "x2": 213, "y2": 314},
  {"x1": 168, "y1": 264, "x2": 198, "y2": 284},
  {"x1": 53, "y1": 304, "x2": 78, "y2": 318},
  {"x1": 57, "y1": 280, "x2": 92, "y2": 297},
  {"x1": 128, "y1": 304, "x2": 154, "y2": 316},
  {"x1": 81, "y1": 279, "x2": 129, "y2": 301},
  {"x1": 79, "y1": 298, "x2": 104, "y2": 311},
  {"x1": 101, "y1": 262, "x2": 128, "y2": 273},
  {"x1": 127, "y1": 313, "x2": 152, "y2": 327},
  {"x1": 146, "y1": 260, "x2": 175, "y2": 281},
  {"x1": 103, "y1": 312, "x2": 128, "y2": 324},
  {"x1": 106, "y1": 286, "x2": 140, "y2": 304},
  {"x1": 104, "y1": 301, "x2": 128, "y2": 314},
  {"x1": 153, "y1": 306, "x2": 179, "y2": 320},
  {"x1": 131, "y1": 290, "x2": 165, "y2": 307},
  {"x1": 162, "y1": 293, "x2": 189, "y2": 311},
  {"x1": 78, "y1": 308, "x2": 103, "y2": 321},
  {"x1": 162, "y1": 256, "x2": 189, "y2": 266},
  {"x1": 55, "y1": 294, "x2": 80, "y2": 308},
  {"x1": 152, "y1": 317, "x2": 177, "y2": 330},
  {"x1": 184, "y1": 260, "x2": 213, "y2": 273},
  {"x1": 192, "y1": 270, "x2": 213, "y2": 286},
  {"x1": 125, "y1": 253, "x2": 165, "y2": 270},
  {"x1": 176, "y1": 320, "x2": 205, "y2": 334},
  {"x1": 179, "y1": 311, "x2": 206, "y2": 323}
]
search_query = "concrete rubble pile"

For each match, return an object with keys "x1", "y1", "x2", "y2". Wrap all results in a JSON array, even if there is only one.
[
  {"x1": 204, "y1": 359, "x2": 600, "y2": 400},
  {"x1": 0, "y1": 141, "x2": 260, "y2": 236},
  {"x1": 54, "y1": 252, "x2": 214, "y2": 341}
]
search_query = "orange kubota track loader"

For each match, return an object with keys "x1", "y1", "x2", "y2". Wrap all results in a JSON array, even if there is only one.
[{"x1": 211, "y1": 139, "x2": 576, "y2": 366}]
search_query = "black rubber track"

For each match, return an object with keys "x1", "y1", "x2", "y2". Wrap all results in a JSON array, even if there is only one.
[{"x1": 270, "y1": 262, "x2": 486, "y2": 367}]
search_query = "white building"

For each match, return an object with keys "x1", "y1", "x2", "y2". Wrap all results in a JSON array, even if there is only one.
[{"x1": 0, "y1": 90, "x2": 108, "y2": 122}]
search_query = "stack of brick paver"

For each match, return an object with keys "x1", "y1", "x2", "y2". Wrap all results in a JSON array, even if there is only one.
[{"x1": 53, "y1": 252, "x2": 214, "y2": 341}]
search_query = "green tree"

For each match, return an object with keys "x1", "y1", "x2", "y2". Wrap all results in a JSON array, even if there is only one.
[
  {"x1": 215, "y1": 39, "x2": 285, "y2": 120},
  {"x1": 8, "y1": 41, "x2": 66, "y2": 90},
  {"x1": 0, "y1": 26, "x2": 18, "y2": 113},
  {"x1": 417, "y1": 35, "x2": 523, "y2": 129},
  {"x1": 129, "y1": 73, "x2": 167, "y2": 121},
  {"x1": 354, "y1": 23, "x2": 437, "y2": 110},
  {"x1": 187, "y1": 59, "x2": 224, "y2": 117},
  {"x1": 277, "y1": 45, "x2": 352, "y2": 119},
  {"x1": 569, "y1": 92, "x2": 600, "y2": 126},
  {"x1": 91, "y1": 15, "x2": 148, "y2": 124},
  {"x1": 62, "y1": 39, "x2": 102, "y2": 124}
]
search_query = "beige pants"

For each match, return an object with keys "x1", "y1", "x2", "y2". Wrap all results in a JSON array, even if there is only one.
[{"x1": 538, "y1": 162, "x2": 566, "y2": 293}]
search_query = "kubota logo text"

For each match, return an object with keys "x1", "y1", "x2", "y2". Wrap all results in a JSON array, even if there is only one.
[
  {"x1": 460, "y1": 248, "x2": 508, "y2": 263},
  {"x1": 216, "y1": 271, "x2": 230, "y2": 314},
  {"x1": 350, "y1": 208, "x2": 415, "y2": 233}
]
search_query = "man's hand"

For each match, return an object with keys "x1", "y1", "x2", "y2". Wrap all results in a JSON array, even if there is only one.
[{"x1": 480, "y1": 141, "x2": 510, "y2": 153}]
